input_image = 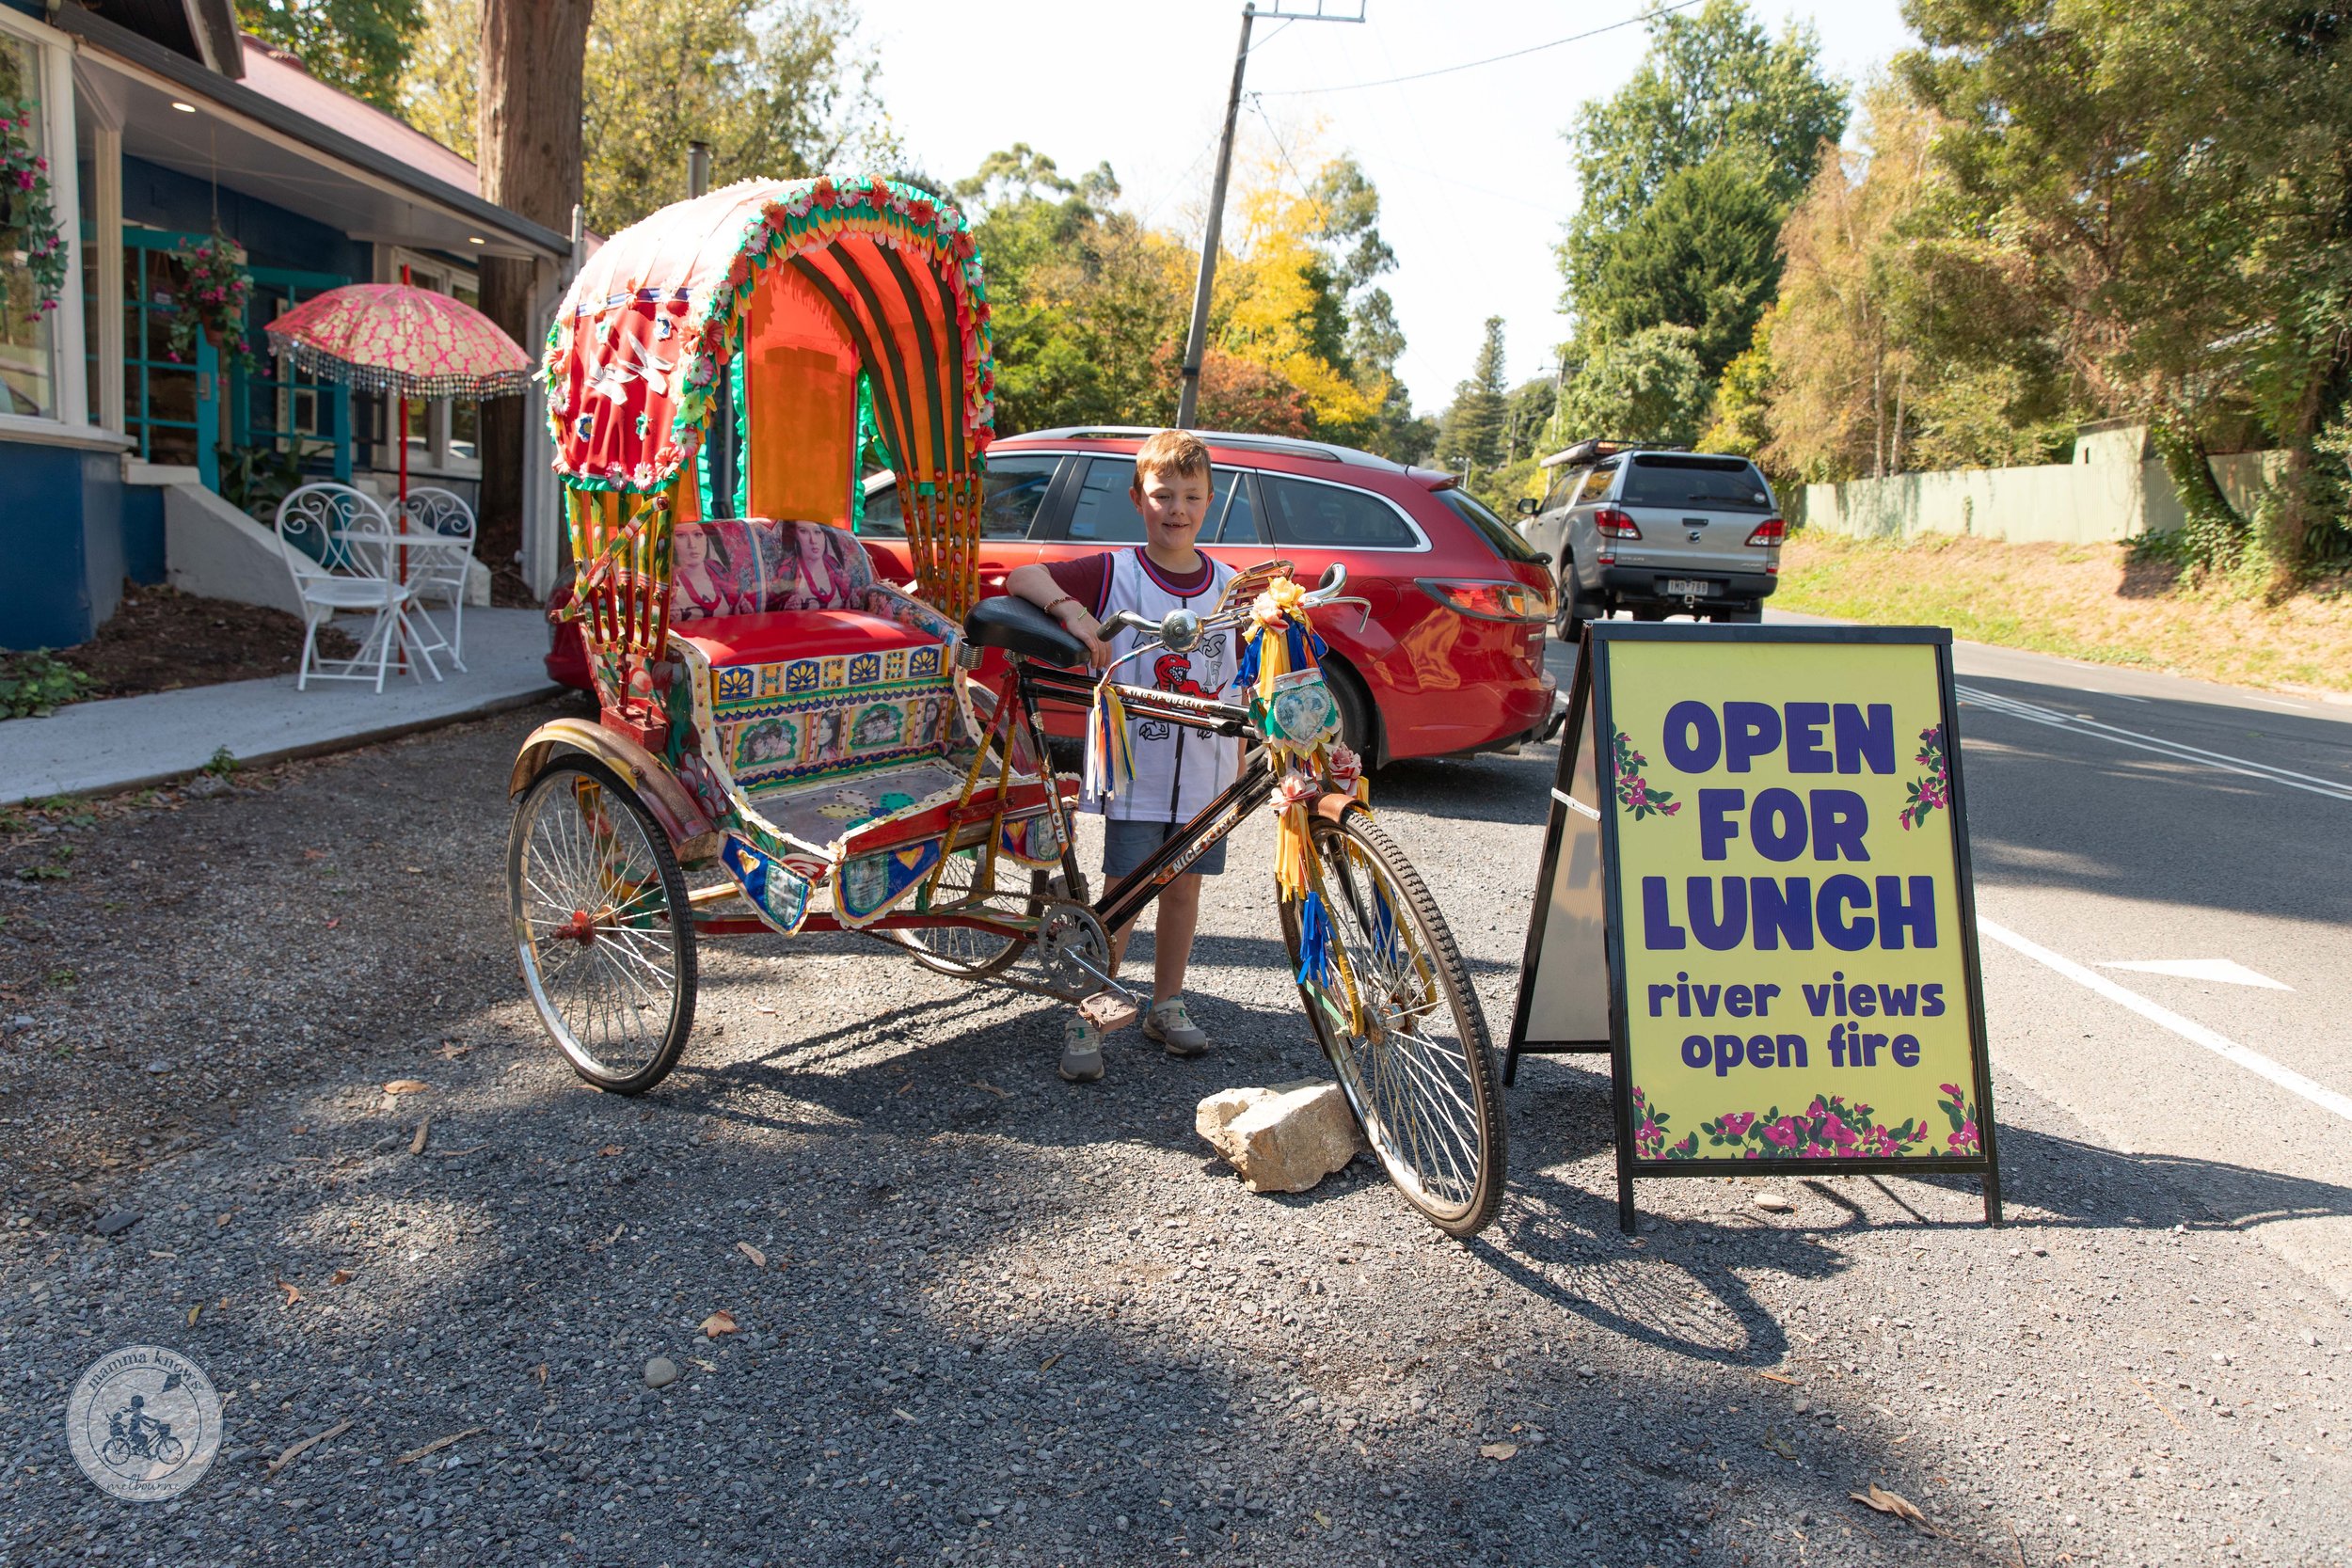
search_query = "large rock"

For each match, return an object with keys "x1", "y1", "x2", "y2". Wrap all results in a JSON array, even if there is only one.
[{"x1": 1197, "y1": 1082, "x2": 1367, "y2": 1194}]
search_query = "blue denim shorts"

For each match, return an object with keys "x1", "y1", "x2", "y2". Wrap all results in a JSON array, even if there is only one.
[{"x1": 1103, "y1": 816, "x2": 1227, "y2": 879}]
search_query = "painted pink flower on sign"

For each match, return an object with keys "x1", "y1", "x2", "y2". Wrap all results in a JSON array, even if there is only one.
[
  {"x1": 1900, "y1": 725, "x2": 1948, "y2": 830},
  {"x1": 1668, "y1": 1093, "x2": 1974, "y2": 1160},
  {"x1": 1612, "y1": 730, "x2": 1683, "y2": 821}
]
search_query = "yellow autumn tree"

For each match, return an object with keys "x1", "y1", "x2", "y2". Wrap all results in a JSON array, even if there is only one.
[{"x1": 1207, "y1": 152, "x2": 1394, "y2": 442}]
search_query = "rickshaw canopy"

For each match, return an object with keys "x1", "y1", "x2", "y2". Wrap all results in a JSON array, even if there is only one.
[{"x1": 542, "y1": 175, "x2": 997, "y2": 610}]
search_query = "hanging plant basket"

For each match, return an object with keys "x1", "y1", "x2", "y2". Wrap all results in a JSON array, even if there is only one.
[
  {"x1": 165, "y1": 230, "x2": 256, "y2": 369},
  {"x1": 0, "y1": 97, "x2": 66, "y2": 324}
]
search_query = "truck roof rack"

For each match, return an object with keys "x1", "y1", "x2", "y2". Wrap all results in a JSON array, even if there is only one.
[{"x1": 1539, "y1": 437, "x2": 1692, "y2": 467}]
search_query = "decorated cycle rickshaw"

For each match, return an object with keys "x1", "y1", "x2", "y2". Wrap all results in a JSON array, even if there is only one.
[{"x1": 509, "y1": 177, "x2": 1506, "y2": 1234}]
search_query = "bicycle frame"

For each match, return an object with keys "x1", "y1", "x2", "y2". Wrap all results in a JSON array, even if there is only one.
[{"x1": 1012, "y1": 660, "x2": 1276, "y2": 933}]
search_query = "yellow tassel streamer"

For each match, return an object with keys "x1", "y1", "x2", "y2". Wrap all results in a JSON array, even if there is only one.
[{"x1": 1273, "y1": 803, "x2": 1311, "y2": 900}]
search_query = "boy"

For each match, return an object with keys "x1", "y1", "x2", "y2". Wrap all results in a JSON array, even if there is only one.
[{"x1": 1003, "y1": 430, "x2": 1239, "y2": 1084}]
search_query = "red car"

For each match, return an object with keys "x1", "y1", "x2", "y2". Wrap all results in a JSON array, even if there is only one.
[{"x1": 550, "y1": 426, "x2": 1562, "y2": 766}]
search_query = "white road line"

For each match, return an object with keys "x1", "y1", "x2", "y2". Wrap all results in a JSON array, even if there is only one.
[
  {"x1": 1957, "y1": 685, "x2": 2352, "y2": 802},
  {"x1": 1979, "y1": 918, "x2": 2352, "y2": 1123}
]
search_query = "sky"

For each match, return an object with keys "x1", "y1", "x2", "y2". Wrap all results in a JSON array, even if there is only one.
[{"x1": 867, "y1": 0, "x2": 1920, "y2": 419}]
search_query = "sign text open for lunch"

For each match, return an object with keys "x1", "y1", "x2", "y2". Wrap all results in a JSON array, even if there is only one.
[{"x1": 1507, "y1": 623, "x2": 2000, "y2": 1230}]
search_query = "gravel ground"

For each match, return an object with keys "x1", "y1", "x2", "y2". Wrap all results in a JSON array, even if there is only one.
[{"x1": 1, "y1": 692, "x2": 2346, "y2": 1567}]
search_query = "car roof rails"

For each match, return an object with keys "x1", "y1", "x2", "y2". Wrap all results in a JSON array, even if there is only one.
[{"x1": 1009, "y1": 425, "x2": 1392, "y2": 468}]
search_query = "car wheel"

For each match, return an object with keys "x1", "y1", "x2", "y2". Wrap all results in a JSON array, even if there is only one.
[{"x1": 1323, "y1": 656, "x2": 1381, "y2": 770}]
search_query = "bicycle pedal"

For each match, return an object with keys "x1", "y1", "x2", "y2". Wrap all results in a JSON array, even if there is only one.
[{"x1": 1077, "y1": 991, "x2": 1138, "y2": 1034}]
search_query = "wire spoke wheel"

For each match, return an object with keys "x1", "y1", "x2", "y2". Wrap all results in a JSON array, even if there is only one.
[
  {"x1": 1280, "y1": 809, "x2": 1505, "y2": 1236},
  {"x1": 882, "y1": 847, "x2": 1041, "y2": 980},
  {"x1": 509, "y1": 758, "x2": 695, "y2": 1094}
]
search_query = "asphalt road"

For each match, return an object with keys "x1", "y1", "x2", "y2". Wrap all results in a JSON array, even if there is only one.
[{"x1": 1552, "y1": 614, "x2": 2352, "y2": 1298}]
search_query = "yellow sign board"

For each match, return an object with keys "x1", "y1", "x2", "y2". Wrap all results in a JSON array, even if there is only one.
[{"x1": 1508, "y1": 624, "x2": 1999, "y2": 1229}]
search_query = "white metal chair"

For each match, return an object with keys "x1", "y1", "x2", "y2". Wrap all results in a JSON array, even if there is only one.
[
  {"x1": 397, "y1": 485, "x2": 478, "y2": 672},
  {"x1": 275, "y1": 483, "x2": 437, "y2": 691}
]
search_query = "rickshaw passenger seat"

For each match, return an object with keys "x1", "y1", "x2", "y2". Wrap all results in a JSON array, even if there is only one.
[{"x1": 963, "y1": 594, "x2": 1088, "y2": 667}]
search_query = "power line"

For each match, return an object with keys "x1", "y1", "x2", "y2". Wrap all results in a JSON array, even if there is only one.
[{"x1": 1253, "y1": 0, "x2": 1702, "y2": 97}]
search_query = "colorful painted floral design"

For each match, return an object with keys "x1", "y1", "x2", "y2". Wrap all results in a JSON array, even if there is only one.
[
  {"x1": 1631, "y1": 1085, "x2": 1698, "y2": 1160},
  {"x1": 1612, "y1": 730, "x2": 1681, "y2": 820},
  {"x1": 1678, "y1": 1093, "x2": 1931, "y2": 1159},
  {"x1": 1938, "y1": 1083, "x2": 1980, "y2": 1155},
  {"x1": 1899, "y1": 725, "x2": 1947, "y2": 830}
]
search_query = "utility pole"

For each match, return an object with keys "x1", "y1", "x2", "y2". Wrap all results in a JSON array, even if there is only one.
[{"x1": 1176, "y1": 0, "x2": 1366, "y2": 430}]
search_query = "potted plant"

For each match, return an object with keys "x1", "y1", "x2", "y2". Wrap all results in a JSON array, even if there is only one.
[
  {"x1": 165, "y1": 231, "x2": 256, "y2": 369},
  {"x1": 0, "y1": 97, "x2": 66, "y2": 323}
]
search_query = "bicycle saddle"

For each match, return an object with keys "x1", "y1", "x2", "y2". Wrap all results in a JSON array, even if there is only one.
[{"x1": 962, "y1": 594, "x2": 1087, "y2": 666}]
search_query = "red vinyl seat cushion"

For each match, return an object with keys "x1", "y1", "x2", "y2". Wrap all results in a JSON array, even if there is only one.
[{"x1": 674, "y1": 608, "x2": 937, "y2": 667}]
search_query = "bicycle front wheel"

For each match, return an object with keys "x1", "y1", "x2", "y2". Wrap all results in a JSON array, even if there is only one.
[
  {"x1": 509, "y1": 757, "x2": 696, "y2": 1095},
  {"x1": 1279, "y1": 808, "x2": 1506, "y2": 1236}
]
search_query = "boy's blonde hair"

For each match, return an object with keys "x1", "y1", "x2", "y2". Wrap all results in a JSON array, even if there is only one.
[{"x1": 1132, "y1": 429, "x2": 1211, "y2": 490}]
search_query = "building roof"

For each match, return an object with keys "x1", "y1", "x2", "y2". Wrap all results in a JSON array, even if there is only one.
[
  {"x1": 55, "y1": 3, "x2": 566, "y2": 260},
  {"x1": 234, "y1": 37, "x2": 481, "y2": 198}
]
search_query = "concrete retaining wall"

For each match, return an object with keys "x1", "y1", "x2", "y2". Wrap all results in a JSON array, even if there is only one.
[{"x1": 1801, "y1": 438, "x2": 2285, "y2": 546}]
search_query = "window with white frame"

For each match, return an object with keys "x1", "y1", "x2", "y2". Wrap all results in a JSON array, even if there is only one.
[
  {"x1": 385, "y1": 250, "x2": 480, "y2": 471},
  {"x1": 0, "y1": 27, "x2": 58, "y2": 418}
]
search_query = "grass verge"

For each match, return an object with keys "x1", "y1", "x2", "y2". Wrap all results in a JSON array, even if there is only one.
[{"x1": 1774, "y1": 532, "x2": 2352, "y2": 696}]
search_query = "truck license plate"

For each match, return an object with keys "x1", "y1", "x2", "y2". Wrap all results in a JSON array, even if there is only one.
[{"x1": 1664, "y1": 578, "x2": 1717, "y2": 597}]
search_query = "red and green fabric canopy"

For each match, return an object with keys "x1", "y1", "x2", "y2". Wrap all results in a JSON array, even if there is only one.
[{"x1": 543, "y1": 174, "x2": 997, "y2": 499}]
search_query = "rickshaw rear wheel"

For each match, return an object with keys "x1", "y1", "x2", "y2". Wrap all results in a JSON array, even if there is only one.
[
  {"x1": 881, "y1": 849, "x2": 1046, "y2": 980},
  {"x1": 509, "y1": 756, "x2": 696, "y2": 1096},
  {"x1": 1279, "y1": 809, "x2": 1506, "y2": 1237}
]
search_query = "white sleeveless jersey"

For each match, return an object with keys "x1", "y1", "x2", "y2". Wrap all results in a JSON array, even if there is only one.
[{"x1": 1085, "y1": 549, "x2": 1240, "y2": 823}]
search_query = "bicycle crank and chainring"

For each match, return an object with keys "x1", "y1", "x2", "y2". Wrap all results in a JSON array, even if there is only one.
[{"x1": 1035, "y1": 900, "x2": 1115, "y2": 990}]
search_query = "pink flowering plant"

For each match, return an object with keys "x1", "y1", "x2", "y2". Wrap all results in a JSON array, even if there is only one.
[
  {"x1": 0, "y1": 99, "x2": 66, "y2": 324},
  {"x1": 1899, "y1": 724, "x2": 1947, "y2": 830},
  {"x1": 1612, "y1": 730, "x2": 1682, "y2": 820},
  {"x1": 1679, "y1": 1093, "x2": 1931, "y2": 1159},
  {"x1": 164, "y1": 231, "x2": 256, "y2": 368}
]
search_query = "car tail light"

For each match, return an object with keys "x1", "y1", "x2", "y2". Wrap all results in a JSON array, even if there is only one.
[
  {"x1": 1414, "y1": 578, "x2": 1549, "y2": 624},
  {"x1": 1745, "y1": 517, "x2": 1786, "y2": 546},
  {"x1": 1593, "y1": 508, "x2": 1641, "y2": 539}
]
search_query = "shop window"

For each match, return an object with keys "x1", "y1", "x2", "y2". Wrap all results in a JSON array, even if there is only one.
[{"x1": 0, "y1": 35, "x2": 54, "y2": 419}]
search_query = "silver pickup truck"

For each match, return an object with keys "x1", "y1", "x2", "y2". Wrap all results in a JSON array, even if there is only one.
[{"x1": 1518, "y1": 440, "x2": 1785, "y2": 640}]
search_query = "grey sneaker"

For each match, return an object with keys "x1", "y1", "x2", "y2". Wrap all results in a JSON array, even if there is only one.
[
  {"x1": 1058, "y1": 1016, "x2": 1105, "y2": 1084},
  {"x1": 1142, "y1": 998, "x2": 1211, "y2": 1057}
]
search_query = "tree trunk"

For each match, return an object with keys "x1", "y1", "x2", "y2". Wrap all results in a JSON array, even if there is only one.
[
  {"x1": 475, "y1": 0, "x2": 592, "y2": 596},
  {"x1": 2267, "y1": 343, "x2": 2344, "y2": 586}
]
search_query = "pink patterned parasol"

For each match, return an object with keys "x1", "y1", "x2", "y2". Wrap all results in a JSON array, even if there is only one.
[{"x1": 264, "y1": 282, "x2": 531, "y2": 400}]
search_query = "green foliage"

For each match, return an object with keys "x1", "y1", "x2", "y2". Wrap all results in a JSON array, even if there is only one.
[
  {"x1": 1701, "y1": 315, "x2": 1773, "y2": 459},
  {"x1": 203, "y1": 747, "x2": 242, "y2": 779},
  {"x1": 1900, "y1": 0, "x2": 2352, "y2": 578},
  {"x1": 220, "y1": 439, "x2": 327, "y2": 523},
  {"x1": 1583, "y1": 148, "x2": 1789, "y2": 383},
  {"x1": 0, "y1": 650, "x2": 91, "y2": 720},
  {"x1": 1563, "y1": 0, "x2": 1846, "y2": 369},
  {"x1": 398, "y1": 0, "x2": 890, "y2": 234},
  {"x1": 239, "y1": 0, "x2": 424, "y2": 110},
  {"x1": 1557, "y1": 325, "x2": 1711, "y2": 449},
  {"x1": 1436, "y1": 318, "x2": 1509, "y2": 470},
  {"x1": 960, "y1": 148, "x2": 1185, "y2": 435}
]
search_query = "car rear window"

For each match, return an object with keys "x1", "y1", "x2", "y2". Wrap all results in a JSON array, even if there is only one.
[
  {"x1": 1258, "y1": 474, "x2": 1419, "y2": 549},
  {"x1": 1067, "y1": 457, "x2": 1255, "y2": 544},
  {"x1": 1434, "y1": 487, "x2": 1544, "y2": 562},
  {"x1": 859, "y1": 453, "x2": 1060, "y2": 539},
  {"x1": 1620, "y1": 455, "x2": 1772, "y2": 512}
]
